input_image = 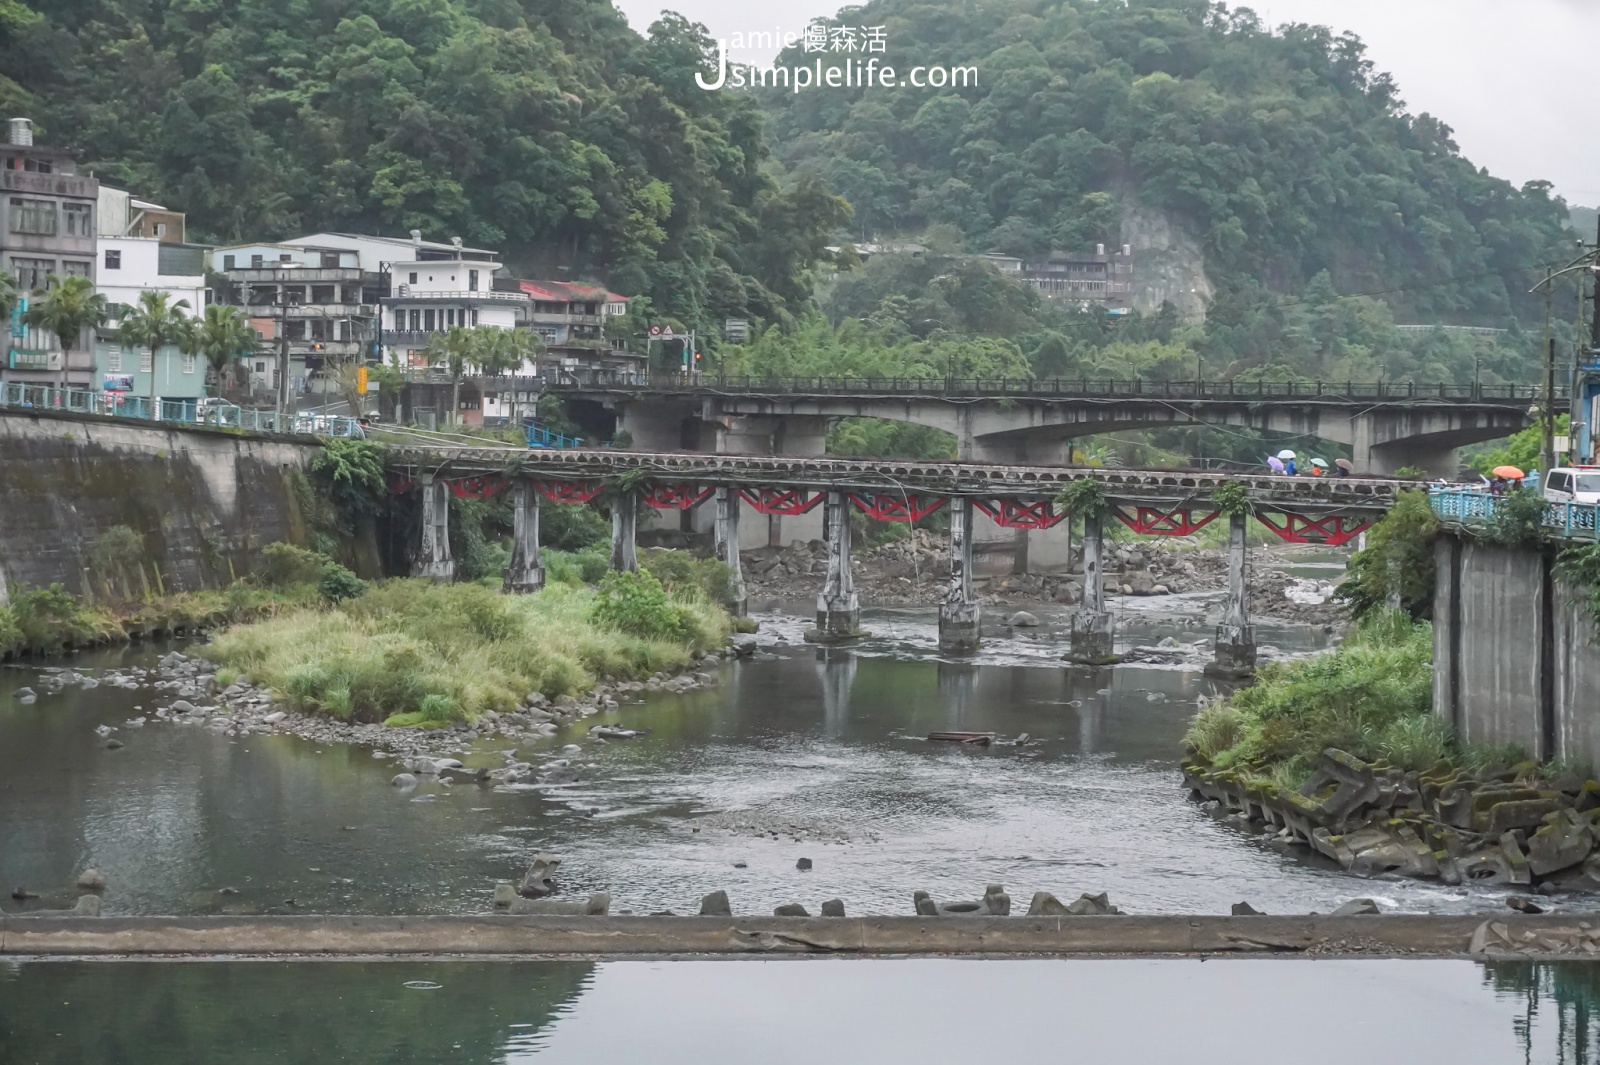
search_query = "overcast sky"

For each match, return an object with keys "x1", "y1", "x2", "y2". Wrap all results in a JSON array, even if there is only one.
[{"x1": 611, "y1": 0, "x2": 1600, "y2": 205}]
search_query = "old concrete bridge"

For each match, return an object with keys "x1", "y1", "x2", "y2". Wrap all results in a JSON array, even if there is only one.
[
  {"x1": 387, "y1": 442, "x2": 1404, "y2": 674},
  {"x1": 551, "y1": 375, "x2": 1551, "y2": 481}
]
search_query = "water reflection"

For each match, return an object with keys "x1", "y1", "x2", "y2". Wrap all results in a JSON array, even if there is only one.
[{"x1": 2, "y1": 959, "x2": 1597, "y2": 1064}]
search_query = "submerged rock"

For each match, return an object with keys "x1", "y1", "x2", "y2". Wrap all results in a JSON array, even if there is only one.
[
  {"x1": 773, "y1": 903, "x2": 810, "y2": 917},
  {"x1": 76, "y1": 869, "x2": 106, "y2": 892},
  {"x1": 820, "y1": 899, "x2": 846, "y2": 917},
  {"x1": 1328, "y1": 898, "x2": 1381, "y2": 916}
]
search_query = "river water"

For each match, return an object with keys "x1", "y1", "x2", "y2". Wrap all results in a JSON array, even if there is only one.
[
  {"x1": 3, "y1": 957, "x2": 1599, "y2": 1063},
  {"x1": 0, "y1": 594, "x2": 1526, "y2": 917}
]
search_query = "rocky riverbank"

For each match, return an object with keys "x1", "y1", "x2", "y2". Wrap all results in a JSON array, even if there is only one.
[
  {"x1": 742, "y1": 533, "x2": 1347, "y2": 626},
  {"x1": 23, "y1": 644, "x2": 745, "y2": 770},
  {"x1": 1186, "y1": 747, "x2": 1600, "y2": 895}
]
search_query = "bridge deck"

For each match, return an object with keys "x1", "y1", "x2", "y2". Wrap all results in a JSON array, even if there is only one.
[{"x1": 386, "y1": 445, "x2": 1409, "y2": 513}]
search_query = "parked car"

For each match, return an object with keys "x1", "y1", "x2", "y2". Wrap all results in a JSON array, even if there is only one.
[
  {"x1": 195, "y1": 397, "x2": 243, "y2": 426},
  {"x1": 1542, "y1": 467, "x2": 1600, "y2": 505}
]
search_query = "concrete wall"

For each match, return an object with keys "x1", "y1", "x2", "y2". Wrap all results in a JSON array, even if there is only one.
[
  {"x1": 0, "y1": 409, "x2": 322, "y2": 600},
  {"x1": 1434, "y1": 534, "x2": 1600, "y2": 766}
]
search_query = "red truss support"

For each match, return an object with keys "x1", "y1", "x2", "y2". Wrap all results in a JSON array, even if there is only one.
[
  {"x1": 641, "y1": 484, "x2": 714, "y2": 510},
  {"x1": 445, "y1": 475, "x2": 509, "y2": 500},
  {"x1": 389, "y1": 475, "x2": 415, "y2": 496},
  {"x1": 1255, "y1": 512, "x2": 1372, "y2": 547},
  {"x1": 535, "y1": 480, "x2": 604, "y2": 505},
  {"x1": 1112, "y1": 506, "x2": 1221, "y2": 537},
  {"x1": 737, "y1": 488, "x2": 824, "y2": 516},
  {"x1": 847, "y1": 492, "x2": 947, "y2": 523},
  {"x1": 973, "y1": 498, "x2": 1067, "y2": 530}
]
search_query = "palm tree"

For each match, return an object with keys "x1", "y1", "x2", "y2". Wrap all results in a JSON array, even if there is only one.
[
  {"x1": 425, "y1": 326, "x2": 479, "y2": 424},
  {"x1": 192, "y1": 304, "x2": 257, "y2": 395},
  {"x1": 23, "y1": 274, "x2": 108, "y2": 390},
  {"x1": 0, "y1": 269, "x2": 18, "y2": 326},
  {"x1": 475, "y1": 327, "x2": 542, "y2": 425},
  {"x1": 116, "y1": 290, "x2": 191, "y2": 411}
]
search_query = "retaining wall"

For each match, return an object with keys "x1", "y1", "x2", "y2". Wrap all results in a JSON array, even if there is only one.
[
  {"x1": 0, "y1": 409, "x2": 322, "y2": 600},
  {"x1": 1434, "y1": 534, "x2": 1600, "y2": 766}
]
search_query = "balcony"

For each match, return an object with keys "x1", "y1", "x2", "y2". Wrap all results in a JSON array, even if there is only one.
[
  {"x1": 0, "y1": 170, "x2": 95, "y2": 199},
  {"x1": 228, "y1": 268, "x2": 375, "y2": 284},
  {"x1": 386, "y1": 290, "x2": 529, "y2": 303}
]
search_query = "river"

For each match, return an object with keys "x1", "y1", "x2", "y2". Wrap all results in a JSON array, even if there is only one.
[
  {"x1": 3, "y1": 957, "x2": 1598, "y2": 1063},
  {"x1": 0, "y1": 590, "x2": 1529, "y2": 918}
]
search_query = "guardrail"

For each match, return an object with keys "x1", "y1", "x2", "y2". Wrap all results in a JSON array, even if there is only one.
[
  {"x1": 548, "y1": 374, "x2": 1564, "y2": 404},
  {"x1": 1428, "y1": 487, "x2": 1599, "y2": 542},
  {"x1": 525, "y1": 423, "x2": 583, "y2": 449},
  {"x1": 0, "y1": 382, "x2": 365, "y2": 438}
]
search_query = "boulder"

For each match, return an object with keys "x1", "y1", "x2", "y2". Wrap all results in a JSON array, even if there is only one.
[
  {"x1": 773, "y1": 903, "x2": 810, "y2": 917},
  {"x1": 1328, "y1": 898, "x2": 1381, "y2": 916},
  {"x1": 795, "y1": 857, "x2": 813, "y2": 871},
  {"x1": 1063, "y1": 891, "x2": 1120, "y2": 916},
  {"x1": 390, "y1": 773, "x2": 418, "y2": 789},
  {"x1": 983, "y1": 884, "x2": 1011, "y2": 916},
  {"x1": 820, "y1": 898, "x2": 846, "y2": 917},
  {"x1": 438, "y1": 765, "x2": 489, "y2": 785},
  {"x1": 76, "y1": 869, "x2": 107, "y2": 892},
  {"x1": 73, "y1": 893, "x2": 103, "y2": 917},
  {"x1": 492, "y1": 881, "x2": 519, "y2": 908},
  {"x1": 1528, "y1": 809, "x2": 1594, "y2": 876},
  {"x1": 1231, "y1": 902, "x2": 1266, "y2": 916},
  {"x1": 519, "y1": 853, "x2": 560, "y2": 898},
  {"x1": 1006, "y1": 611, "x2": 1040, "y2": 628},
  {"x1": 13, "y1": 686, "x2": 36, "y2": 701},
  {"x1": 170, "y1": 700, "x2": 197, "y2": 715},
  {"x1": 262, "y1": 711, "x2": 287, "y2": 725},
  {"x1": 698, "y1": 890, "x2": 732, "y2": 916}
]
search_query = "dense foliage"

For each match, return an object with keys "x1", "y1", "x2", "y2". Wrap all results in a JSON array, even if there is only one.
[
  {"x1": 1184, "y1": 610, "x2": 1442, "y2": 784},
  {"x1": 0, "y1": 0, "x2": 845, "y2": 326},
  {"x1": 1338, "y1": 490, "x2": 1439, "y2": 619},
  {"x1": 765, "y1": 0, "x2": 1575, "y2": 322}
]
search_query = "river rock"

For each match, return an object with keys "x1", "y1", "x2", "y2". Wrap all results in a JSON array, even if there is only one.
[
  {"x1": 1329, "y1": 898, "x2": 1381, "y2": 916},
  {"x1": 699, "y1": 890, "x2": 732, "y2": 916},
  {"x1": 390, "y1": 773, "x2": 417, "y2": 789},
  {"x1": 1231, "y1": 902, "x2": 1266, "y2": 916},
  {"x1": 433, "y1": 758, "x2": 463, "y2": 770},
  {"x1": 796, "y1": 857, "x2": 812, "y2": 871},
  {"x1": 773, "y1": 903, "x2": 810, "y2": 917},
  {"x1": 1528, "y1": 809, "x2": 1594, "y2": 875},
  {"x1": 262, "y1": 711, "x2": 286, "y2": 725},
  {"x1": 104, "y1": 739, "x2": 124, "y2": 750},
  {"x1": 492, "y1": 881, "x2": 519, "y2": 908},
  {"x1": 73, "y1": 893, "x2": 103, "y2": 916},
  {"x1": 519, "y1": 853, "x2": 560, "y2": 898},
  {"x1": 439, "y1": 765, "x2": 489, "y2": 785},
  {"x1": 170, "y1": 699, "x2": 197, "y2": 715},
  {"x1": 76, "y1": 868, "x2": 107, "y2": 892},
  {"x1": 821, "y1": 899, "x2": 846, "y2": 917}
]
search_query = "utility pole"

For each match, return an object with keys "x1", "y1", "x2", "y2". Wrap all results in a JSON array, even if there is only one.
[{"x1": 1543, "y1": 266, "x2": 1556, "y2": 477}]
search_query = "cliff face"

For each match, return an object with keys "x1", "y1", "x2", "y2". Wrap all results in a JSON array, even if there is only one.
[
  {"x1": 1120, "y1": 198, "x2": 1213, "y2": 323},
  {"x1": 0, "y1": 410, "x2": 320, "y2": 600}
]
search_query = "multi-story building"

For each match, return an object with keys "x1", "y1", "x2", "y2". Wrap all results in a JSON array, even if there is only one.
[
  {"x1": 94, "y1": 235, "x2": 208, "y2": 403},
  {"x1": 209, "y1": 240, "x2": 385, "y2": 399},
  {"x1": 501, "y1": 279, "x2": 639, "y2": 379},
  {"x1": 1016, "y1": 244, "x2": 1134, "y2": 313},
  {"x1": 2, "y1": 117, "x2": 99, "y2": 386}
]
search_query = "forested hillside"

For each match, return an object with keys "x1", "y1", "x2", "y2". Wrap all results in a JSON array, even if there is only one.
[
  {"x1": 764, "y1": 0, "x2": 1574, "y2": 323},
  {"x1": 0, "y1": 0, "x2": 847, "y2": 325}
]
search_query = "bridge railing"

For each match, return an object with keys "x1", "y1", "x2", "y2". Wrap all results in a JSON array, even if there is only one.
[
  {"x1": 1428, "y1": 487, "x2": 1599, "y2": 542},
  {"x1": 550, "y1": 373, "x2": 1561, "y2": 403},
  {"x1": 0, "y1": 382, "x2": 365, "y2": 438}
]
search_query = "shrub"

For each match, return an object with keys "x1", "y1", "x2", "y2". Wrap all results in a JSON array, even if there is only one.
[
  {"x1": 1477, "y1": 486, "x2": 1548, "y2": 549},
  {"x1": 307, "y1": 438, "x2": 387, "y2": 531},
  {"x1": 1056, "y1": 478, "x2": 1109, "y2": 520},
  {"x1": 1338, "y1": 490, "x2": 1439, "y2": 619},
  {"x1": 640, "y1": 548, "x2": 735, "y2": 604},
  {"x1": 592, "y1": 569, "x2": 684, "y2": 641},
  {"x1": 542, "y1": 502, "x2": 608, "y2": 551},
  {"x1": 257, "y1": 542, "x2": 328, "y2": 589},
  {"x1": 318, "y1": 563, "x2": 368, "y2": 603},
  {"x1": 9, "y1": 584, "x2": 111, "y2": 651}
]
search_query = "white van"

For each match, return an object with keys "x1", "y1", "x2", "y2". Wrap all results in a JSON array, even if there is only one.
[{"x1": 1542, "y1": 467, "x2": 1600, "y2": 505}]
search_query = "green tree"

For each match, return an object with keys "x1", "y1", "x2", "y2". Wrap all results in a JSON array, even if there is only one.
[
  {"x1": 23, "y1": 274, "x2": 107, "y2": 389},
  {"x1": 191, "y1": 303, "x2": 257, "y2": 395},
  {"x1": 0, "y1": 267, "x2": 17, "y2": 325},
  {"x1": 115, "y1": 290, "x2": 192, "y2": 407},
  {"x1": 425, "y1": 327, "x2": 478, "y2": 424}
]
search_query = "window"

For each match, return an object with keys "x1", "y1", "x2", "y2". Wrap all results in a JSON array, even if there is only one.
[
  {"x1": 59, "y1": 260, "x2": 89, "y2": 279},
  {"x1": 10, "y1": 256, "x2": 52, "y2": 291},
  {"x1": 284, "y1": 321, "x2": 306, "y2": 340},
  {"x1": 9, "y1": 198, "x2": 58, "y2": 235},
  {"x1": 471, "y1": 309, "x2": 479, "y2": 326},
  {"x1": 223, "y1": 255, "x2": 235, "y2": 271},
  {"x1": 63, "y1": 203, "x2": 92, "y2": 237},
  {"x1": 424, "y1": 309, "x2": 436, "y2": 332},
  {"x1": 469, "y1": 269, "x2": 479, "y2": 291},
  {"x1": 181, "y1": 353, "x2": 196, "y2": 374},
  {"x1": 251, "y1": 254, "x2": 264, "y2": 268},
  {"x1": 280, "y1": 253, "x2": 292, "y2": 262},
  {"x1": 446, "y1": 309, "x2": 455, "y2": 328},
  {"x1": 154, "y1": 223, "x2": 167, "y2": 238},
  {"x1": 139, "y1": 348, "x2": 153, "y2": 373},
  {"x1": 408, "y1": 272, "x2": 418, "y2": 285},
  {"x1": 310, "y1": 319, "x2": 328, "y2": 341},
  {"x1": 409, "y1": 309, "x2": 420, "y2": 330},
  {"x1": 104, "y1": 249, "x2": 122, "y2": 270},
  {"x1": 255, "y1": 361, "x2": 266, "y2": 373},
  {"x1": 106, "y1": 347, "x2": 122, "y2": 373}
]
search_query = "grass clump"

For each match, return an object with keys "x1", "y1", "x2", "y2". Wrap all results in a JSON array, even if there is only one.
[
  {"x1": 1183, "y1": 609, "x2": 1437, "y2": 786},
  {"x1": 205, "y1": 578, "x2": 730, "y2": 727}
]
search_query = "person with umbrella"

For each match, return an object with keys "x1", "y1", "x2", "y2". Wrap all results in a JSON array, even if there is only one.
[
  {"x1": 1309, "y1": 458, "x2": 1328, "y2": 478},
  {"x1": 1267, "y1": 455, "x2": 1286, "y2": 474},
  {"x1": 1277, "y1": 448, "x2": 1298, "y2": 476},
  {"x1": 1334, "y1": 458, "x2": 1352, "y2": 478}
]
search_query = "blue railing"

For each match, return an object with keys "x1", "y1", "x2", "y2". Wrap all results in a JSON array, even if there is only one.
[
  {"x1": 525, "y1": 423, "x2": 584, "y2": 449},
  {"x1": 1428, "y1": 487, "x2": 1599, "y2": 542},
  {"x1": 0, "y1": 382, "x2": 365, "y2": 438}
]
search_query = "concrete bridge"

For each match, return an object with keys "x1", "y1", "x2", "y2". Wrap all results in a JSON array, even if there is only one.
[
  {"x1": 547, "y1": 374, "x2": 1542, "y2": 579},
  {"x1": 553, "y1": 375, "x2": 1551, "y2": 480},
  {"x1": 385, "y1": 443, "x2": 1405, "y2": 674}
]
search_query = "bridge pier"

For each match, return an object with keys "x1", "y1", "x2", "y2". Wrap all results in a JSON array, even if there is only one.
[
  {"x1": 811, "y1": 490, "x2": 861, "y2": 642},
  {"x1": 939, "y1": 499, "x2": 980, "y2": 653},
  {"x1": 962, "y1": 435, "x2": 1073, "y2": 576},
  {"x1": 503, "y1": 480, "x2": 544, "y2": 594},
  {"x1": 1066, "y1": 513, "x2": 1117, "y2": 665},
  {"x1": 714, "y1": 487, "x2": 747, "y2": 617},
  {"x1": 413, "y1": 473, "x2": 455, "y2": 581},
  {"x1": 1205, "y1": 513, "x2": 1256, "y2": 678},
  {"x1": 610, "y1": 491, "x2": 638, "y2": 573}
]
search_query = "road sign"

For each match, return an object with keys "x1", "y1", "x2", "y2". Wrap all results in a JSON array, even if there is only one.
[{"x1": 357, "y1": 365, "x2": 369, "y2": 394}]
